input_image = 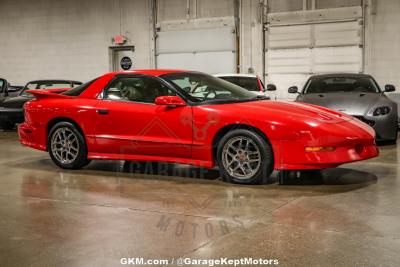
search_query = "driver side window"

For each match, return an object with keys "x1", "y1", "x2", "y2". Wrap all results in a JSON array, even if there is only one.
[{"x1": 104, "y1": 76, "x2": 175, "y2": 104}]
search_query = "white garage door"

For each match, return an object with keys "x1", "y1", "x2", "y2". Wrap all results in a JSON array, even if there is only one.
[
  {"x1": 156, "y1": 27, "x2": 237, "y2": 74},
  {"x1": 265, "y1": 20, "x2": 363, "y2": 100}
]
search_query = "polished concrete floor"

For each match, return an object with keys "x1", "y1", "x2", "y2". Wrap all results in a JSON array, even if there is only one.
[{"x1": 0, "y1": 131, "x2": 400, "y2": 267}]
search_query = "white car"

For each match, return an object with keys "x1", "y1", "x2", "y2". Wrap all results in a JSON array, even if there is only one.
[{"x1": 214, "y1": 73, "x2": 276, "y2": 98}]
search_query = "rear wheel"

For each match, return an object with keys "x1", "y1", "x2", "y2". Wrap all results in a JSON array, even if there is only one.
[
  {"x1": 48, "y1": 122, "x2": 91, "y2": 169},
  {"x1": 217, "y1": 129, "x2": 273, "y2": 184}
]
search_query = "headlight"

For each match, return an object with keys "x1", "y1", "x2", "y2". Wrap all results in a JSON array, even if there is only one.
[{"x1": 372, "y1": 106, "x2": 391, "y2": 116}]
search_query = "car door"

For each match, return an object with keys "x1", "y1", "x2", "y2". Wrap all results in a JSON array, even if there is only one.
[{"x1": 93, "y1": 75, "x2": 193, "y2": 158}]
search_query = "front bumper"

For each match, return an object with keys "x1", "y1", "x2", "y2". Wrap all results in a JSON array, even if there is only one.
[
  {"x1": 273, "y1": 119, "x2": 379, "y2": 170},
  {"x1": 351, "y1": 114, "x2": 398, "y2": 141}
]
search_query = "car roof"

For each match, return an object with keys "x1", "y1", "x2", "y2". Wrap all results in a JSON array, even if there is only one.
[
  {"x1": 214, "y1": 73, "x2": 258, "y2": 78},
  {"x1": 28, "y1": 80, "x2": 82, "y2": 83},
  {"x1": 310, "y1": 73, "x2": 373, "y2": 79},
  {"x1": 113, "y1": 69, "x2": 190, "y2": 77}
]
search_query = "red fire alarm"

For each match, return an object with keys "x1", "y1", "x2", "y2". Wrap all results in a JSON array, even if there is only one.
[{"x1": 113, "y1": 35, "x2": 127, "y2": 45}]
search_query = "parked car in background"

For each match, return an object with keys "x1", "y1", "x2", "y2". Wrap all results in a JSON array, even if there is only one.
[
  {"x1": 0, "y1": 78, "x2": 22, "y2": 97},
  {"x1": 0, "y1": 79, "x2": 82, "y2": 130},
  {"x1": 6, "y1": 86, "x2": 24, "y2": 97},
  {"x1": 19, "y1": 70, "x2": 378, "y2": 185},
  {"x1": 0, "y1": 78, "x2": 8, "y2": 98},
  {"x1": 386, "y1": 93, "x2": 400, "y2": 128},
  {"x1": 289, "y1": 73, "x2": 398, "y2": 143},
  {"x1": 215, "y1": 74, "x2": 276, "y2": 99}
]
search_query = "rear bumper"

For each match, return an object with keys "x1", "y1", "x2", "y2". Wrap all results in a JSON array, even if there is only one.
[
  {"x1": 18, "y1": 123, "x2": 47, "y2": 151},
  {"x1": 273, "y1": 119, "x2": 379, "y2": 170}
]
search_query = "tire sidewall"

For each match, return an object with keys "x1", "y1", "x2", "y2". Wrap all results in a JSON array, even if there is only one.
[
  {"x1": 48, "y1": 122, "x2": 88, "y2": 169},
  {"x1": 216, "y1": 129, "x2": 273, "y2": 184}
]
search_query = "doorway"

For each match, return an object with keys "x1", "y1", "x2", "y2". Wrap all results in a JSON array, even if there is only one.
[{"x1": 109, "y1": 46, "x2": 135, "y2": 71}]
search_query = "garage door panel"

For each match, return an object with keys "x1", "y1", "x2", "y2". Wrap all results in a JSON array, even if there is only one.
[
  {"x1": 156, "y1": 27, "x2": 236, "y2": 73},
  {"x1": 314, "y1": 21, "x2": 361, "y2": 47},
  {"x1": 156, "y1": 51, "x2": 236, "y2": 74},
  {"x1": 156, "y1": 27, "x2": 235, "y2": 54},
  {"x1": 267, "y1": 25, "x2": 311, "y2": 49},
  {"x1": 267, "y1": 48, "x2": 312, "y2": 58},
  {"x1": 266, "y1": 48, "x2": 311, "y2": 74},
  {"x1": 313, "y1": 63, "x2": 361, "y2": 73},
  {"x1": 313, "y1": 46, "x2": 362, "y2": 73},
  {"x1": 265, "y1": 20, "x2": 362, "y2": 99}
]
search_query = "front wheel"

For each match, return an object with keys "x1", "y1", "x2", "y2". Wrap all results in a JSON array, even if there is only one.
[
  {"x1": 48, "y1": 122, "x2": 91, "y2": 169},
  {"x1": 216, "y1": 129, "x2": 274, "y2": 184}
]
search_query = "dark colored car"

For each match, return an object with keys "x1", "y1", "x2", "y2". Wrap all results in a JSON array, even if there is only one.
[
  {"x1": 0, "y1": 78, "x2": 22, "y2": 97},
  {"x1": 0, "y1": 80, "x2": 82, "y2": 130},
  {"x1": 289, "y1": 73, "x2": 398, "y2": 142}
]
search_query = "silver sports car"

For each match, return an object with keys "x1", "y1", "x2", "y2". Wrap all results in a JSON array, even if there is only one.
[{"x1": 288, "y1": 73, "x2": 398, "y2": 143}]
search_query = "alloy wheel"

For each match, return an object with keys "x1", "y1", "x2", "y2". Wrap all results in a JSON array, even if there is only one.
[
  {"x1": 50, "y1": 127, "x2": 80, "y2": 164},
  {"x1": 221, "y1": 136, "x2": 261, "y2": 180}
]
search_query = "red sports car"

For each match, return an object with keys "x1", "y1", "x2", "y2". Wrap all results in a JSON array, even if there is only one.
[{"x1": 18, "y1": 70, "x2": 378, "y2": 184}]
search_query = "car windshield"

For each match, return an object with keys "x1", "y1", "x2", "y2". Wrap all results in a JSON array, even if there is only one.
[
  {"x1": 304, "y1": 76, "x2": 380, "y2": 94},
  {"x1": 20, "y1": 81, "x2": 73, "y2": 97},
  {"x1": 218, "y1": 76, "x2": 260, "y2": 91},
  {"x1": 161, "y1": 72, "x2": 260, "y2": 104}
]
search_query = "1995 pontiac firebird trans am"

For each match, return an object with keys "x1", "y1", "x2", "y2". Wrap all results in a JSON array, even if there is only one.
[{"x1": 18, "y1": 70, "x2": 379, "y2": 184}]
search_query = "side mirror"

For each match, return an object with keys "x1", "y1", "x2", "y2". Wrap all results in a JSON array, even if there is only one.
[
  {"x1": 288, "y1": 86, "x2": 299, "y2": 94},
  {"x1": 155, "y1": 95, "x2": 186, "y2": 107},
  {"x1": 384, "y1": 84, "x2": 395, "y2": 92},
  {"x1": 266, "y1": 84, "x2": 276, "y2": 91}
]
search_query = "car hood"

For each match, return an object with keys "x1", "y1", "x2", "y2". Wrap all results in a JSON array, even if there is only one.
[
  {"x1": 0, "y1": 96, "x2": 30, "y2": 109},
  {"x1": 223, "y1": 99, "x2": 352, "y2": 124},
  {"x1": 297, "y1": 92, "x2": 385, "y2": 116}
]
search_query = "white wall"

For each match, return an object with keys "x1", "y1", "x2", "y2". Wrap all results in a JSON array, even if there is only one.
[
  {"x1": 0, "y1": 0, "x2": 399, "y2": 89},
  {"x1": 239, "y1": 0, "x2": 264, "y2": 78},
  {"x1": 0, "y1": 0, "x2": 153, "y2": 85},
  {"x1": 366, "y1": 0, "x2": 400, "y2": 89}
]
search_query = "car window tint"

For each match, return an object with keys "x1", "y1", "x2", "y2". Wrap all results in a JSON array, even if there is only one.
[
  {"x1": 104, "y1": 76, "x2": 175, "y2": 103},
  {"x1": 219, "y1": 76, "x2": 260, "y2": 91},
  {"x1": 162, "y1": 72, "x2": 256, "y2": 103}
]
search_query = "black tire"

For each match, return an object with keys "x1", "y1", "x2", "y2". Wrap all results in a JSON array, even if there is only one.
[
  {"x1": 1, "y1": 122, "x2": 15, "y2": 130},
  {"x1": 216, "y1": 129, "x2": 274, "y2": 185},
  {"x1": 48, "y1": 122, "x2": 91, "y2": 169}
]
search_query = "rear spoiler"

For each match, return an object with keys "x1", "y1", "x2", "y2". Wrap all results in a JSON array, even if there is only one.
[{"x1": 25, "y1": 89, "x2": 74, "y2": 99}]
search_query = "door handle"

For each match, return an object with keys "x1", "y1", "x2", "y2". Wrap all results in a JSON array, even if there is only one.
[{"x1": 96, "y1": 109, "x2": 109, "y2": 115}]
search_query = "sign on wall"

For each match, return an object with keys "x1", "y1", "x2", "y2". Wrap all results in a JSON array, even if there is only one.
[{"x1": 120, "y1": 57, "x2": 133, "y2": 70}]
